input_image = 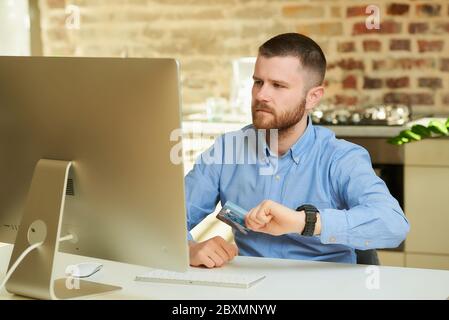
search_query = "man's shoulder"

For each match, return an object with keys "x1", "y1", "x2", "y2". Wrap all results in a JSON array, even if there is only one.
[
  {"x1": 222, "y1": 124, "x2": 254, "y2": 136},
  {"x1": 314, "y1": 125, "x2": 369, "y2": 159},
  {"x1": 216, "y1": 124, "x2": 257, "y2": 142}
]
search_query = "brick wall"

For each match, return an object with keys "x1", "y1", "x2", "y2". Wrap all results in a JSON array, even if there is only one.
[{"x1": 38, "y1": 0, "x2": 449, "y2": 115}]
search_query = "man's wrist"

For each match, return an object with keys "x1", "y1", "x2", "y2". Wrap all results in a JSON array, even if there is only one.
[
  {"x1": 314, "y1": 213, "x2": 321, "y2": 235},
  {"x1": 295, "y1": 210, "x2": 306, "y2": 234}
]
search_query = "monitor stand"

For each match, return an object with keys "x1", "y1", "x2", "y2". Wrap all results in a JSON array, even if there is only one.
[{"x1": 5, "y1": 159, "x2": 121, "y2": 299}]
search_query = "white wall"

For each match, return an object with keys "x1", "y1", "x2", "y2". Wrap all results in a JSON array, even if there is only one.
[{"x1": 0, "y1": 0, "x2": 30, "y2": 55}]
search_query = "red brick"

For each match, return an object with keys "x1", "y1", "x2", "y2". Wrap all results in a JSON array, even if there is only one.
[
  {"x1": 342, "y1": 75, "x2": 357, "y2": 89},
  {"x1": 363, "y1": 40, "x2": 381, "y2": 52},
  {"x1": 337, "y1": 58, "x2": 364, "y2": 70},
  {"x1": 416, "y1": 4, "x2": 441, "y2": 17},
  {"x1": 363, "y1": 77, "x2": 382, "y2": 89},
  {"x1": 297, "y1": 23, "x2": 343, "y2": 36},
  {"x1": 326, "y1": 62, "x2": 337, "y2": 70},
  {"x1": 441, "y1": 58, "x2": 449, "y2": 72},
  {"x1": 384, "y1": 93, "x2": 434, "y2": 106},
  {"x1": 418, "y1": 78, "x2": 443, "y2": 89},
  {"x1": 282, "y1": 5, "x2": 325, "y2": 18},
  {"x1": 372, "y1": 58, "x2": 435, "y2": 71},
  {"x1": 46, "y1": 0, "x2": 65, "y2": 8},
  {"x1": 347, "y1": 6, "x2": 367, "y2": 17},
  {"x1": 384, "y1": 93, "x2": 409, "y2": 105},
  {"x1": 334, "y1": 95, "x2": 358, "y2": 106},
  {"x1": 331, "y1": 7, "x2": 341, "y2": 18},
  {"x1": 408, "y1": 23, "x2": 429, "y2": 34},
  {"x1": 443, "y1": 94, "x2": 449, "y2": 105},
  {"x1": 353, "y1": 21, "x2": 401, "y2": 35},
  {"x1": 411, "y1": 93, "x2": 435, "y2": 105},
  {"x1": 338, "y1": 42, "x2": 356, "y2": 53},
  {"x1": 393, "y1": 58, "x2": 435, "y2": 69},
  {"x1": 387, "y1": 3, "x2": 410, "y2": 15},
  {"x1": 386, "y1": 77, "x2": 410, "y2": 89},
  {"x1": 390, "y1": 39, "x2": 411, "y2": 51},
  {"x1": 434, "y1": 22, "x2": 449, "y2": 33},
  {"x1": 372, "y1": 60, "x2": 386, "y2": 71},
  {"x1": 417, "y1": 40, "x2": 444, "y2": 52}
]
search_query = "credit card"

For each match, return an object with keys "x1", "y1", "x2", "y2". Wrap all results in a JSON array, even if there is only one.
[{"x1": 216, "y1": 201, "x2": 250, "y2": 235}]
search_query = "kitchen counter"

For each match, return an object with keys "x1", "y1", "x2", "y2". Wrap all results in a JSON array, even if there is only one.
[
  {"x1": 321, "y1": 125, "x2": 406, "y2": 138},
  {"x1": 182, "y1": 113, "x2": 448, "y2": 140}
]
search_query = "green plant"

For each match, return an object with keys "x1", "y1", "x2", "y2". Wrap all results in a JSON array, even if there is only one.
[{"x1": 388, "y1": 117, "x2": 449, "y2": 146}]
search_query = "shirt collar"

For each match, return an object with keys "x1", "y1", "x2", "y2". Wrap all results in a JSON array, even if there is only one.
[{"x1": 263, "y1": 115, "x2": 316, "y2": 165}]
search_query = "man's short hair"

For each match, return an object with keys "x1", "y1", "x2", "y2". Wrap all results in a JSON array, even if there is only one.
[{"x1": 258, "y1": 33, "x2": 326, "y2": 88}]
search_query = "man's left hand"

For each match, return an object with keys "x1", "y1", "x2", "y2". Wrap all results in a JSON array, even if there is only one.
[{"x1": 245, "y1": 200, "x2": 305, "y2": 236}]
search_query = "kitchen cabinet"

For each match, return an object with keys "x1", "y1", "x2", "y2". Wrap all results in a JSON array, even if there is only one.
[
  {"x1": 404, "y1": 139, "x2": 449, "y2": 269},
  {"x1": 377, "y1": 251, "x2": 405, "y2": 267},
  {"x1": 405, "y1": 253, "x2": 449, "y2": 270}
]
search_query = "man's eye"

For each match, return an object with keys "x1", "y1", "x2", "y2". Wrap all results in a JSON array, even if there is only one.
[
  {"x1": 254, "y1": 80, "x2": 263, "y2": 86},
  {"x1": 273, "y1": 83, "x2": 285, "y2": 88}
]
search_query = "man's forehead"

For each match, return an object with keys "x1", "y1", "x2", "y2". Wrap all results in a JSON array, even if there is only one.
[{"x1": 254, "y1": 55, "x2": 304, "y2": 81}]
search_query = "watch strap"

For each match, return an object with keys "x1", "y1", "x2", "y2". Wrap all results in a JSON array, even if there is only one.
[{"x1": 296, "y1": 204, "x2": 318, "y2": 236}]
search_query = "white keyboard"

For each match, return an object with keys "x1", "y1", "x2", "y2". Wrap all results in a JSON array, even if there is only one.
[{"x1": 135, "y1": 269, "x2": 265, "y2": 289}]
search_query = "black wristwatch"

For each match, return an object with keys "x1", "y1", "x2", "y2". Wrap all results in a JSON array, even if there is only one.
[{"x1": 296, "y1": 204, "x2": 319, "y2": 236}]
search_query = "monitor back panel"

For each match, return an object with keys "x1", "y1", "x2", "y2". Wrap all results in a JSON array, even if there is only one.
[{"x1": 0, "y1": 57, "x2": 188, "y2": 271}]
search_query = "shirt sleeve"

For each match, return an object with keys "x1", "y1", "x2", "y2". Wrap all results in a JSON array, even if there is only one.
[
  {"x1": 319, "y1": 145, "x2": 410, "y2": 250},
  {"x1": 184, "y1": 136, "x2": 223, "y2": 241}
]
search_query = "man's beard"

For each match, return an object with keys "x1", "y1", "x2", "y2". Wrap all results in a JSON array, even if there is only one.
[{"x1": 251, "y1": 98, "x2": 306, "y2": 133}]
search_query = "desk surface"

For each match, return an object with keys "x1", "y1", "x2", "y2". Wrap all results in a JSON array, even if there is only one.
[{"x1": 1, "y1": 244, "x2": 448, "y2": 300}]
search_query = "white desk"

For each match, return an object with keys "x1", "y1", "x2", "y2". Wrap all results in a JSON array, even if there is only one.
[{"x1": 1, "y1": 244, "x2": 448, "y2": 300}]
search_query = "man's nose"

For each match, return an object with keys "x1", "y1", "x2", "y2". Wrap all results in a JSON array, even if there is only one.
[{"x1": 254, "y1": 84, "x2": 270, "y2": 102}]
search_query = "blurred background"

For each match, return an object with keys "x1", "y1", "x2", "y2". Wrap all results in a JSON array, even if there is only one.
[
  {"x1": 4, "y1": 0, "x2": 449, "y2": 115},
  {"x1": 1, "y1": 0, "x2": 449, "y2": 270}
]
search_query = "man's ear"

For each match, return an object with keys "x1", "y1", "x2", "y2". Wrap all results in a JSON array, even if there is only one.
[{"x1": 305, "y1": 85, "x2": 325, "y2": 111}]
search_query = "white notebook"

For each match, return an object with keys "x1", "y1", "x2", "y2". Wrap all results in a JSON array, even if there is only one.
[{"x1": 135, "y1": 269, "x2": 265, "y2": 289}]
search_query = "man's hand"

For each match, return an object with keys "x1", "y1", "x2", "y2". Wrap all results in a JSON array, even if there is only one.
[
  {"x1": 189, "y1": 236, "x2": 238, "y2": 268},
  {"x1": 245, "y1": 200, "x2": 305, "y2": 236}
]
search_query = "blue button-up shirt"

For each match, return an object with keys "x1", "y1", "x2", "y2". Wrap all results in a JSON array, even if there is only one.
[{"x1": 185, "y1": 118, "x2": 410, "y2": 263}]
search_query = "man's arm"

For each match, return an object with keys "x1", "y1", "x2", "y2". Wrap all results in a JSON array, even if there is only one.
[
  {"x1": 319, "y1": 146, "x2": 409, "y2": 250},
  {"x1": 184, "y1": 152, "x2": 221, "y2": 241},
  {"x1": 185, "y1": 136, "x2": 238, "y2": 267},
  {"x1": 245, "y1": 146, "x2": 410, "y2": 250}
]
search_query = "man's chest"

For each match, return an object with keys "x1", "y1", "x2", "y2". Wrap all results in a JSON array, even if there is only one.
[{"x1": 218, "y1": 161, "x2": 336, "y2": 212}]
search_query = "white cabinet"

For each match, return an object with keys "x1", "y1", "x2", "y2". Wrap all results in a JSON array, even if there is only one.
[{"x1": 404, "y1": 139, "x2": 449, "y2": 269}]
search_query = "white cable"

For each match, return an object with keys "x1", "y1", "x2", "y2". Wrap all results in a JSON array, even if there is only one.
[
  {"x1": 0, "y1": 234, "x2": 75, "y2": 292},
  {"x1": 58, "y1": 234, "x2": 74, "y2": 242},
  {"x1": 0, "y1": 241, "x2": 43, "y2": 292}
]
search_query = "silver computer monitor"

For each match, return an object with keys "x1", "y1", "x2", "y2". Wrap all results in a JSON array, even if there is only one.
[{"x1": 0, "y1": 56, "x2": 189, "y2": 299}]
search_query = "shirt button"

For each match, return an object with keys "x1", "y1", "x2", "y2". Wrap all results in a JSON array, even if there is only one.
[
  {"x1": 329, "y1": 237, "x2": 336, "y2": 243},
  {"x1": 275, "y1": 175, "x2": 280, "y2": 181}
]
